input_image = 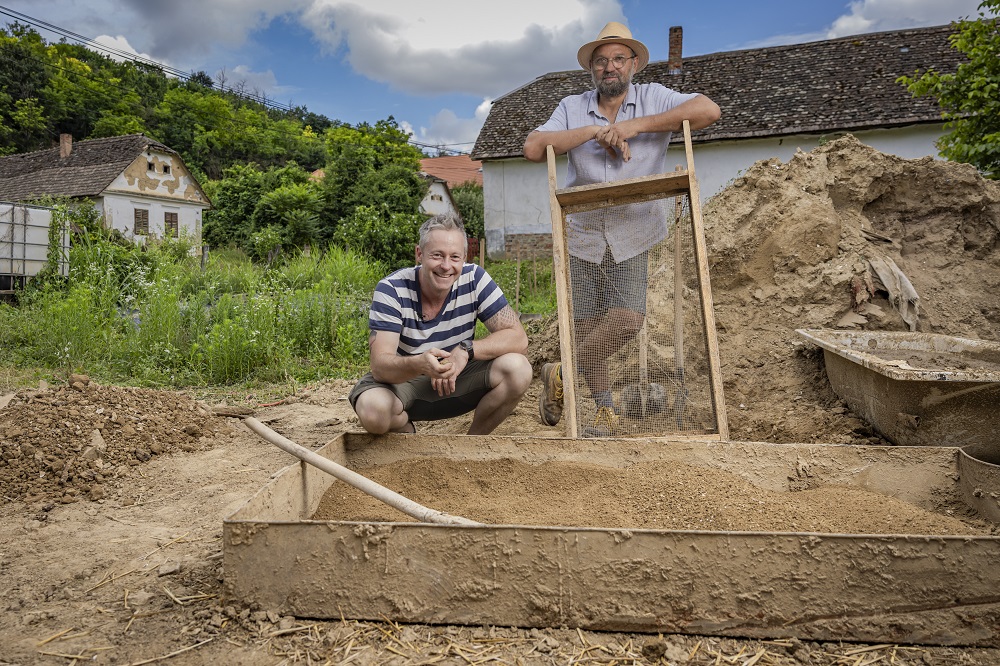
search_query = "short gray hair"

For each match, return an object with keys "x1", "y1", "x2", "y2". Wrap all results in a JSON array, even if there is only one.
[{"x1": 418, "y1": 213, "x2": 468, "y2": 255}]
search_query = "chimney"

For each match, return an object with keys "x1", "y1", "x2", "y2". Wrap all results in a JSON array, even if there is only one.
[
  {"x1": 668, "y1": 26, "x2": 683, "y2": 75},
  {"x1": 59, "y1": 133, "x2": 73, "y2": 159}
]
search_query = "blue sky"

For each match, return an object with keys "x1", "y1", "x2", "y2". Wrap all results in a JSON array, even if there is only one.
[{"x1": 1, "y1": 0, "x2": 993, "y2": 155}]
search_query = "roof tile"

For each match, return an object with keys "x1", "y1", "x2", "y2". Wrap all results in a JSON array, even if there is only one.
[
  {"x1": 0, "y1": 134, "x2": 176, "y2": 202},
  {"x1": 420, "y1": 155, "x2": 483, "y2": 187}
]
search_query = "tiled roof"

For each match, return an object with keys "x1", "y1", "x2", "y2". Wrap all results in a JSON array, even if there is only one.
[
  {"x1": 419, "y1": 155, "x2": 483, "y2": 187},
  {"x1": 0, "y1": 134, "x2": 177, "y2": 202},
  {"x1": 472, "y1": 24, "x2": 963, "y2": 160}
]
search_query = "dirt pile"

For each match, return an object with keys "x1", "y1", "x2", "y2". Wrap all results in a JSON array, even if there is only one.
[
  {"x1": 702, "y1": 135, "x2": 1000, "y2": 443},
  {"x1": 315, "y1": 456, "x2": 990, "y2": 535},
  {"x1": 0, "y1": 377, "x2": 236, "y2": 505}
]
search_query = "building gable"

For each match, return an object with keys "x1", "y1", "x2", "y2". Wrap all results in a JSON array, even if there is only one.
[
  {"x1": 418, "y1": 173, "x2": 460, "y2": 217},
  {"x1": 107, "y1": 150, "x2": 210, "y2": 206},
  {"x1": 0, "y1": 134, "x2": 210, "y2": 207}
]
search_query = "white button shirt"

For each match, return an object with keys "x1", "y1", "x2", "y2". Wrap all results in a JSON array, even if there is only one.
[{"x1": 535, "y1": 82, "x2": 699, "y2": 263}]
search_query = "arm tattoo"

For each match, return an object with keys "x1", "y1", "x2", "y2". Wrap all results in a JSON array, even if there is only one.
[{"x1": 484, "y1": 305, "x2": 520, "y2": 333}]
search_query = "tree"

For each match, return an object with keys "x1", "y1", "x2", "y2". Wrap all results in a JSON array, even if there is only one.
[
  {"x1": 332, "y1": 205, "x2": 423, "y2": 269},
  {"x1": 90, "y1": 111, "x2": 146, "y2": 138},
  {"x1": 0, "y1": 29, "x2": 52, "y2": 151},
  {"x1": 451, "y1": 181, "x2": 484, "y2": 240},
  {"x1": 0, "y1": 22, "x2": 341, "y2": 174},
  {"x1": 900, "y1": 1, "x2": 1000, "y2": 178},
  {"x1": 8, "y1": 98, "x2": 48, "y2": 153},
  {"x1": 318, "y1": 118, "x2": 426, "y2": 245},
  {"x1": 202, "y1": 163, "x2": 268, "y2": 249},
  {"x1": 253, "y1": 181, "x2": 323, "y2": 248},
  {"x1": 188, "y1": 71, "x2": 215, "y2": 89},
  {"x1": 202, "y1": 161, "x2": 315, "y2": 252},
  {"x1": 0, "y1": 31, "x2": 49, "y2": 102}
]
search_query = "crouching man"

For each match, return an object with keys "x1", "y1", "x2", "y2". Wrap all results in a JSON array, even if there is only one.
[{"x1": 349, "y1": 213, "x2": 532, "y2": 435}]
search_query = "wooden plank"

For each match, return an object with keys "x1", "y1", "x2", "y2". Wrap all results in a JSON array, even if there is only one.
[
  {"x1": 226, "y1": 521, "x2": 1000, "y2": 645},
  {"x1": 547, "y1": 146, "x2": 578, "y2": 437},
  {"x1": 555, "y1": 170, "x2": 691, "y2": 212},
  {"x1": 683, "y1": 120, "x2": 729, "y2": 440}
]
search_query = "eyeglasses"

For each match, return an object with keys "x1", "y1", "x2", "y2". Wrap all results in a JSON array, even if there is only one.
[{"x1": 592, "y1": 55, "x2": 635, "y2": 70}]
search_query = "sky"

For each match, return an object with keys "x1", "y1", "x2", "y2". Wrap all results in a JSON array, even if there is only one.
[{"x1": 0, "y1": 0, "x2": 993, "y2": 155}]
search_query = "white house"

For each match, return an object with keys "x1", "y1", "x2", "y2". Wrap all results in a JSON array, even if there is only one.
[
  {"x1": 472, "y1": 24, "x2": 964, "y2": 259},
  {"x1": 0, "y1": 133, "x2": 211, "y2": 245},
  {"x1": 418, "y1": 173, "x2": 460, "y2": 217},
  {"x1": 418, "y1": 154, "x2": 484, "y2": 219}
]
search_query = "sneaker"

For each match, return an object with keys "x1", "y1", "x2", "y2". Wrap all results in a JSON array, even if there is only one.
[
  {"x1": 582, "y1": 406, "x2": 620, "y2": 438},
  {"x1": 538, "y1": 362, "x2": 563, "y2": 426}
]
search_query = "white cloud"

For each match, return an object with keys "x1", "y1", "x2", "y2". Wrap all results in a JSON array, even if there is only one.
[
  {"x1": 110, "y1": 0, "x2": 312, "y2": 61},
  {"x1": 288, "y1": 0, "x2": 626, "y2": 151},
  {"x1": 827, "y1": 0, "x2": 991, "y2": 38},
  {"x1": 410, "y1": 98, "x2": 494, "y2": 154},
  {"x1": 300, "y1": 0, "x2": 623, "y2": 97},
  {"x1": 735, "y1": 0, "x2": 990, "y2": 53},
  {"x1": 90, "y1": 34, "x2": 162, "y2": 66},
  {"x1": 218, "y1": 65, "x2": 298, "y2": 100}
]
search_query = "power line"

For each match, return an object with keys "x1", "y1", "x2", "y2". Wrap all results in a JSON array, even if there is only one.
[
  {"x1": 0, "y1": 4, "x2": 295, "y2": 112},
  {"x1": 408, "y1": 139, "x2": 470, "y2": 156}
]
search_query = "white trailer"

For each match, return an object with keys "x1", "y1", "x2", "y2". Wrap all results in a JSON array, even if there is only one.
[{"x1": 0, "y1": 201, "x2": 69, "y2": 293}]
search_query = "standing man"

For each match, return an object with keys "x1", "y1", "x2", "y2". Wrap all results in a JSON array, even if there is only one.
[
  {"x1": 349, "y1": 213, "x2": 532, "y2": 435},
  {"x1": 523, "y1": 21, "x2": 721, "y2": 436}
]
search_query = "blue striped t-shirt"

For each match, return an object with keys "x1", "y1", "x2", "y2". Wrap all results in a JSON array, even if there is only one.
[{"x1": 369, "y1": 263, "x2": 508, "y2": 355}]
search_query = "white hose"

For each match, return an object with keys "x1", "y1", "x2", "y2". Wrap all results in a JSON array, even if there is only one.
[{"x1": 244, "y1": 417, "x2": 481, "y2": 526}]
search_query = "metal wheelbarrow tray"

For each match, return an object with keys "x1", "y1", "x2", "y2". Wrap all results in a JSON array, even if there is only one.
[
  {"x1": 224, "y1": 431, "x2": 1000, "y2": 647},
  {"x1": 797, "y1": 329, "x2": 1000, "y2": 452}
]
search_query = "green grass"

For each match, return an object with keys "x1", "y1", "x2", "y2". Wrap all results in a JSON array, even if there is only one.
[
  {"x1": 0, "y1": 231, "x2": 555, "y2": 390},
  {"x1": 484, "y1": 255, "x2": 556, "y2": 315}
]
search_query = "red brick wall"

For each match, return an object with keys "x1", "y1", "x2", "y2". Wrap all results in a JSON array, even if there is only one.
[{"x1": 504, "y1": 234, "x2": 553, "y2": 260}]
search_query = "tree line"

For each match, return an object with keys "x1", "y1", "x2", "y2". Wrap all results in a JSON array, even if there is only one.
[{"x1": 0, "y1": 23, "x2": 484, "y2": 267}]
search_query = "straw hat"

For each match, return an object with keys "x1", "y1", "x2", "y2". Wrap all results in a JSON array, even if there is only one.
[{"x1": 577, "y1": 21, "x2": 649, "y2": 72}]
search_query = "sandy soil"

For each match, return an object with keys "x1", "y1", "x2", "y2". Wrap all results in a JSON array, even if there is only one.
[{"x1": 3, "y1": 135, "x2": 1000, "y2": 664}]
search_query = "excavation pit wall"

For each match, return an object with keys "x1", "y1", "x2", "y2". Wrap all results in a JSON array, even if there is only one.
[{"x1": 224, "y1": 432, "x2": 1000, "y2": 647}]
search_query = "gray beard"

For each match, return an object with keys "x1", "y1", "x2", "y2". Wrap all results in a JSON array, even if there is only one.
[{"x1": 593, "y1": 72, "x2": 630, "y2": 98}]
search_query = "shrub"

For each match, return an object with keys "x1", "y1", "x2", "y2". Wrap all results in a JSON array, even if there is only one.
[{"x1": 332, "y1": 204, "x2": 421, "y2": 270}]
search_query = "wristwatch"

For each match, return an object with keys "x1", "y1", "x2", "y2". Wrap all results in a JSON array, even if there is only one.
[{"x1": 459, "y1": 339, "x2": 474, "y2": 361}]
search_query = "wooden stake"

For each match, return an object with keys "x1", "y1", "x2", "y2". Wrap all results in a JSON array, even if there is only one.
[
  {"x1": 546, "y1": 145, "x2": 579, "y2": 437},
  {"x1": 674, "y1": 165, "x2": 685, "y2": 377},
  {"x1": 515, "y1": 245, "x2": 521, "y2": 310},
  {"x1": 682, "y1": 119, "x2": 729, "y2": 439}
]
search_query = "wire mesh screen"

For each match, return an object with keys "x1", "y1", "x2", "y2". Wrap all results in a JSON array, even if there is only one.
[{"x1": 564, "y1": 193, "x2": 719, "y2": 437}]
